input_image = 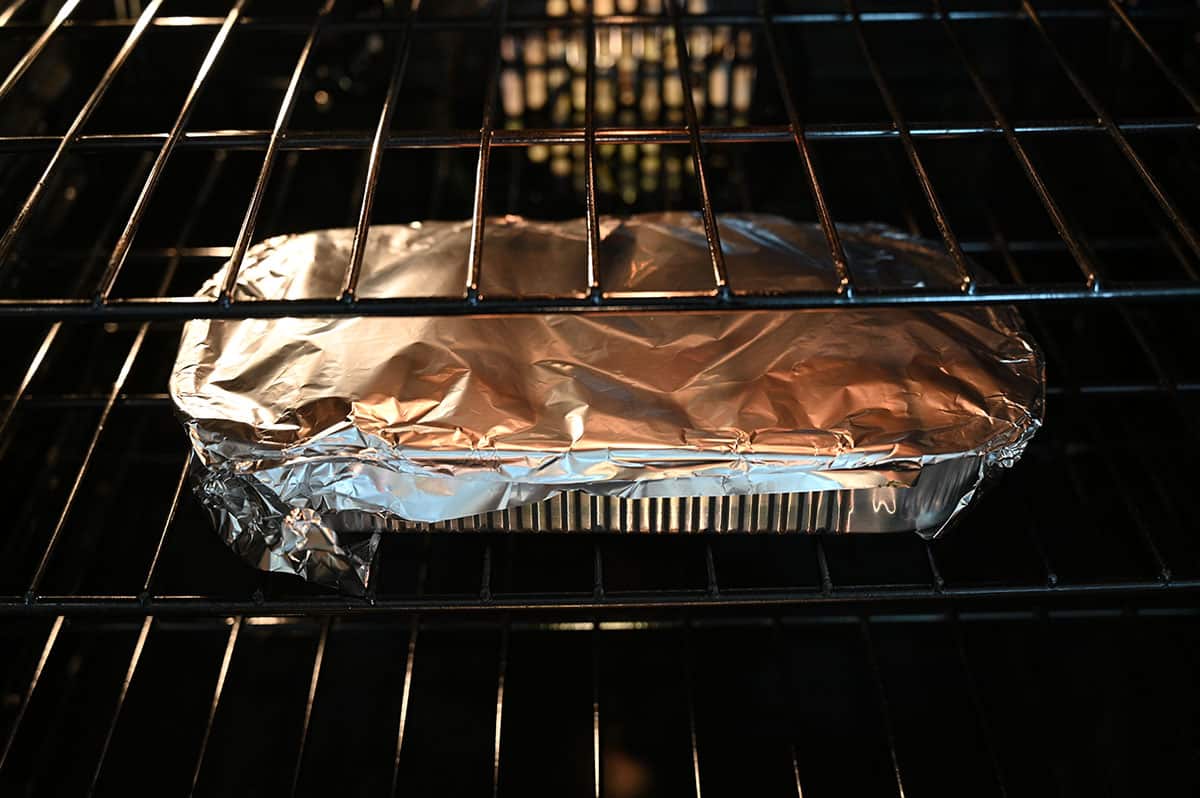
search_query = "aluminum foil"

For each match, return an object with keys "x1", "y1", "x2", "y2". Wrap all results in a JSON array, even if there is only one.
[{"x1": 171, "y1": 213, "x2": 1044, "y2": 594}]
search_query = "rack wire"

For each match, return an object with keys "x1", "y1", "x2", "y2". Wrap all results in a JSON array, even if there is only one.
[
  {"x1": 2, "y1": 609, "x2": 1199, "y2": 795},
  {"x1": 0, "y1": 2, "x2": 1199, "y2": 793},
  {"x1": 0, "y1": 0, "x2": 1195, "y2": 319},
  {"x1": 0, "y1": 0, "x2": 1193, "y2": 619},
  {"x1": 0, "y1": 279, "x2": 1197, "y2": 616}
]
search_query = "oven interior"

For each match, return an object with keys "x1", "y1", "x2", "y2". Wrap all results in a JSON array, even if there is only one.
[{"x1": 0, "y1": 0, "x2": 1198, "y2": 795}]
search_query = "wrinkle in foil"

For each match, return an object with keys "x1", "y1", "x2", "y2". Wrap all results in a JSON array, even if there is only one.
[{"x1": 171, "y1": 213, "x2": 1044, "y2": 593}]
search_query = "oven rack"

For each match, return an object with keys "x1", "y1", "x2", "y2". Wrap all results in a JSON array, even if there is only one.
[
  {"x1": 2, "y1": 609, "x2": 1198, "y2": 795},
  {"x1": 0, "y1": 292, "x2": 1196, "y2": 616},
  {"x1": 0, "y1": 0, "x2": 1196, "y2": 319},
  {"x1": 0, "y1": 0, "x2": 1197, "y2": 619},
  {"x1": 0, "y1": 2, "x2": 1198, "y2": 794}
]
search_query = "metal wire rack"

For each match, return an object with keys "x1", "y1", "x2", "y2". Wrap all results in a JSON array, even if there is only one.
[
  {"x1": 0, "y1": 0, "x2": 1193, "y2": 617},
  {"x1": 0, "y1": 0, "x2": 1197, "y2": 318},
  {"x1": 2, "y1": 609, "x2": 1199, "y2": 796},
  {"x1": 0, "y1": 0, "x2": 1198, "y2": 794}
]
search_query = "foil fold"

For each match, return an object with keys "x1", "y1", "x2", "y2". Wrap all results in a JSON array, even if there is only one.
[{"x1": 171, "y1": 213, "x2": 1045, "y2": 593}]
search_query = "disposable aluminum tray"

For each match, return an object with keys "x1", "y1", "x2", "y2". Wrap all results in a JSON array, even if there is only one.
[{"x1": 171, "y1": 213, "x2": 1044, "y2": 593}]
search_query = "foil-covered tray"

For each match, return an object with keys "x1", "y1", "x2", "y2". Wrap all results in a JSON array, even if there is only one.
[{"x1": 171, "y1": 213, "x2": 1044, "y2": 593}]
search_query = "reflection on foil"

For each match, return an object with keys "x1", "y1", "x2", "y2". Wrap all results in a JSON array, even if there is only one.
[{"x1": 172, "y1": 213, "x2": 1044, "y2": 594}]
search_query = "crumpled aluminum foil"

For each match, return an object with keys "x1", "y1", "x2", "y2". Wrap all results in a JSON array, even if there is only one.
[{"x1": 171, "y1": 213, "x2": 1044, "y2": 594}]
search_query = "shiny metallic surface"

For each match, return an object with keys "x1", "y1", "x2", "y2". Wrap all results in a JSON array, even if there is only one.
[{"x1": 172, "y1": 214, "x2": 1043, "y2": 593}]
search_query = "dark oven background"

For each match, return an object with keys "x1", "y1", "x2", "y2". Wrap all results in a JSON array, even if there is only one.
[{"x1": 0, "y1": 1, "x2": 1198, "y2": 796}]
